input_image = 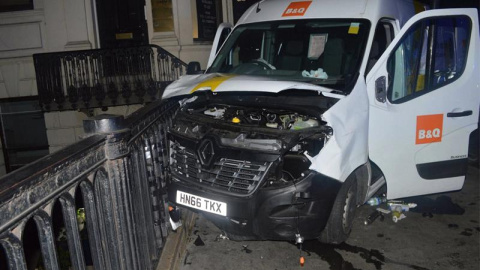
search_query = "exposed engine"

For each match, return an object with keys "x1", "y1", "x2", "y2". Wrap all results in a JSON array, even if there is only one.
[
  {"x1": 168, "y1": 93, "x2": 335, "y2": 193},
  {"x1": 202, "y1": 106, "x2": 320, "y2": 130}
]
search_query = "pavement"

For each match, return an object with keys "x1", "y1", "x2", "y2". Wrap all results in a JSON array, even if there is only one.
[{"x1": 160, "y1": 166, "x2": 479, "y2": 270}]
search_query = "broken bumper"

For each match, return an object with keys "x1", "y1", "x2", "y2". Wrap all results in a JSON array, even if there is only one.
[{"x1": 167, "y1": 171, "x2": 342, "y2": 240}]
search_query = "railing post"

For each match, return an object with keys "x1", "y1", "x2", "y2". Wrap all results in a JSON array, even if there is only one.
[{"x1": 83, "y1": 114, "x2": 139, "y2": 270}]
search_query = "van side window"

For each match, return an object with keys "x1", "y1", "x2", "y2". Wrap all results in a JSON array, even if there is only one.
[
  {"x1": 387, "y1": 16, "x2": 471, "y2": 103},
  {"x1": 366, "y1": 21, "x2": 394, "y2": 74}
]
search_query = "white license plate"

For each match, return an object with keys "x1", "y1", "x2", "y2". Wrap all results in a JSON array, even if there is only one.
[{"x1": 176, "y1": 190, "x2": 227, "y2": 216}]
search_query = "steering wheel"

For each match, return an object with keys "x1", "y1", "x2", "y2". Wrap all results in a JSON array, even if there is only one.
[
  {"x1": 249, "y1": 59, "x2": 276, "y2": 70},
  {"x1": 230, "y1": 58, "x2": 276, "y2": 74}
]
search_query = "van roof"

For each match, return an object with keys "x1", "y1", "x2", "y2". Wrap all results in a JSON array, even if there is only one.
[{"x1": 237, "y1": 0, "x2": 415, "y2": 27}]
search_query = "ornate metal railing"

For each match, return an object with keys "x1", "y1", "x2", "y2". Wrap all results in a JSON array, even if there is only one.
[
  {"x1": 33, "y1": 45, "x2": 187, "y2": 111},
  {"x1": 0, "y1": 98, "x2": 180, "y2": 270}
]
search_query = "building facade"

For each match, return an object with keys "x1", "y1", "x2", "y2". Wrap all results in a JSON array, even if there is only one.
[{"x1": 0, "y1": 0, "x2": 261, "y2": 175}]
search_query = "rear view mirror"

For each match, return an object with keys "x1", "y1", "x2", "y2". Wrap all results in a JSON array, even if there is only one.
[{"x1": 187, "y1": 62, "x2": 202, "y2": 75}]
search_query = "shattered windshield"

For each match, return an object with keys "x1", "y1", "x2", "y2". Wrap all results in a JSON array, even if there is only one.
[{"x1": 208, "y1": 19, "x2": 370, "y2": 93}]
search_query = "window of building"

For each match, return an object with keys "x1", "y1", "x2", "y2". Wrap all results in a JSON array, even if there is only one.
[
  {"x1": 151, "y1": 0, "x2": 175, "y2": 32},
  {"x1": 0, "y1": 0, "x2": 33, "y2": 13},
  {"x1": 192, "y1": 0, "x2": 223, "y2": 42},
  {"x1": 0, "y1": 98, "x2": 49, "y2": 172},
  {"x1": 387, "y1": 16, "x2": 471, "y2": 103}
]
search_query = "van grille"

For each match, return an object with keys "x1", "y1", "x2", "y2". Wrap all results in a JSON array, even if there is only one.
[{"x1": 170, "y1": 141, "x2": 269, "y2": 195}]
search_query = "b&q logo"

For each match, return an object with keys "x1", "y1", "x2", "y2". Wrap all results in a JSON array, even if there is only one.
[
  {"x1": 282, "y1": 1, "x2": 312, "y2": 17},
  {"x1": 416, "y1": 114, "x2": 443, "y2": 144}
]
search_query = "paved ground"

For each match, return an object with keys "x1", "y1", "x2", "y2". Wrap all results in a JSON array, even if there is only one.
[{"x1": 177, "y1": 166, "x2": 479, "y2": 270}]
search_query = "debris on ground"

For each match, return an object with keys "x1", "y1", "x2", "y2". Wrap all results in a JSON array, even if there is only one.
[
  {"x1": 168, "y1": 205, "x2": 182, "y2": 231},
  {"x1": 215, "y1": 233, "x2": 229, "y2": 241},
  {"x1": 364, "y1": 209, "x2": 385, "y2": 225},
  {"x1": 194, "y1": 235, "x2": 205, "y2": 246},
  {"x1": 242, "y1": 245, "x2": 252, "y2": 254},
  {"x1": 392, "y1": 211, "x2": 407, "y2": 223},
  {"x1": 376, "y1": 208, "x2": 391, "y2": 214},
  {"x1": 388, "y1": 201, "x2": 417, "y2": 212},
  {"x1": 300, "y1": 256, "x2": 305, "y2": 267},
  {"x1": 364, "y1": 197, "x2": 418, "y2": 224},
  {"x1": 366, "y1": 196, "x2": 387, "y2": 206}
]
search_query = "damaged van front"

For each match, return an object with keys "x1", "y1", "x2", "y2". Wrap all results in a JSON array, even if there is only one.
[
  {"x1": 163, "y1": 0, "x2": 480, "y2": 244},
  {"x1": 164, "y1": 15, "x2": 370, "y2": 242}
]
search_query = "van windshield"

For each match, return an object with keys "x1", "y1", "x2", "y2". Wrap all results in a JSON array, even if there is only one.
[{"x1": 208, "y1": 19, "x2": 370, "y2": 93}]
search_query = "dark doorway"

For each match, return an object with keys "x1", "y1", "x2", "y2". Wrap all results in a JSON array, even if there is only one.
[{"x1": 96, "y1": 0, "x2": 149, "y2": 48}]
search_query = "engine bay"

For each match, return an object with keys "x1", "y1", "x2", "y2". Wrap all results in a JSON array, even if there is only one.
[
  {"x1": 169, "y1": 92, "x2": 336, "y2": 187},
  {"x1": 201, "y1": 105, "x2": 321, "y2": 130}
]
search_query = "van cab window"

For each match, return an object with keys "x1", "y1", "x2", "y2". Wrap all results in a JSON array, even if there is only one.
[
  {"x1": 208, "y1": 19, "x2": 371, "y2": 93},
  {"x1": 387, "y1": 16, "x2": 471, "y2": 103},
  {"x1": 366, "y1": 20, "x2": 395, "y2": 74}
]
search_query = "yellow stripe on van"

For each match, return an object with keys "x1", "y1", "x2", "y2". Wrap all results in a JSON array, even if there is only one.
[{"x1": 190, "y1": 75, "x2": 236, "y2": 93}]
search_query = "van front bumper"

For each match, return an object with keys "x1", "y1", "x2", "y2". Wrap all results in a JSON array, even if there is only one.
[{"x1": 167, "y1": 171, "x2": 342, "y2": 241}]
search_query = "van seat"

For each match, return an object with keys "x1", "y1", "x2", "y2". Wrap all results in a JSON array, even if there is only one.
[
  {"x1": 322, "y1": 38, "x2": 345, "y2": 76},
  {"x1": 276, "y1": 40, "x2": 304, "y2": 70}
]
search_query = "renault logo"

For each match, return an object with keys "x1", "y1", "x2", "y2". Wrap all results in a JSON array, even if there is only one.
[{"x1": 198, "y1": 140, "x2": 215, "y2": 166}]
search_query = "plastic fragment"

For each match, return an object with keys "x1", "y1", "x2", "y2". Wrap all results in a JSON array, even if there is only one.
[
  {"x1": 392, "y1": 212, "x2": 407, "y2": 223},
  {"x1": 376, "y1": 207, "x2": 391, "y2": 214},
  {"x1": 168, "y1": 205, "x2": 182, "y2": 230},
  {"x1": 215, "y1": 234, "x2": 229, "y2": 241},
  {"x1": 300, "y1": 256, "x2": 305, "y2": 267},
  {"x1": 388, "y1": 202, "x2": 417, "y2": 212}
]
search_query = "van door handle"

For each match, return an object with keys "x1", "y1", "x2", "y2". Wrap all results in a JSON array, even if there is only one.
[{"x1": 447, "y1": 110, "x2": 472, "y2": 118}]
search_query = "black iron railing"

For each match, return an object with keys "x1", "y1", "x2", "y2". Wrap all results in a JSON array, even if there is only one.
[
  {"x1": 0, "y1": 99, "x2": 180, "y2": 270},
  {"x1": 33, "y1": 45, "x2": 187, "y2": 111}
]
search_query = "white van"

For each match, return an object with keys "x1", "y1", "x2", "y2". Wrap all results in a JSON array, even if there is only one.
[{"x1": 163, "y1": 0, "x2": 480, "y2": 243}]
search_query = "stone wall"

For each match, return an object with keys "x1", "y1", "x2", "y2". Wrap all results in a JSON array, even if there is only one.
[
  {"x1": 45, "y1": 105, "x2": 144, "y2": 154},
  {"x1": 0, "y1": 59, "x2": 38, "y2": 98}
]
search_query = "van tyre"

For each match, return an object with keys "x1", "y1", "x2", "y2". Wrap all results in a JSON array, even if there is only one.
[
  {"x1": 468, "y1": 129, "x2": 478, "y2": 168},
  {"x1": 319, "y1": 174, "x2": 357, "y2": 244}
]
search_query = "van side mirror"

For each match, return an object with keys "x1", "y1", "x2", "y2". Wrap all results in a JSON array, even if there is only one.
[
  {"x1": 187, "y1": 62, "x2": 202, "y2": 75},
  {"x1": 375, "y1": 76, "x2": 387, "y2": 103}
]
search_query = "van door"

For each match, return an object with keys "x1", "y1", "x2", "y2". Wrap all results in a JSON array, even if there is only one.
[{"x1": 366, "y1": 9, "x2": 480, "y2": 199}]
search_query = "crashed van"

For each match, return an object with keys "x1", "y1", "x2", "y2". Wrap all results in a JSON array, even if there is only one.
[{"x1": 163, "y1": 0, "x2": 480, "y2": 243}]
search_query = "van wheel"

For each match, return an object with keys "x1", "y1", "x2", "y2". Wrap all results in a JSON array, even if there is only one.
[{"x1": 319, "y1": 174, "x2": 357, "y2": 244}]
